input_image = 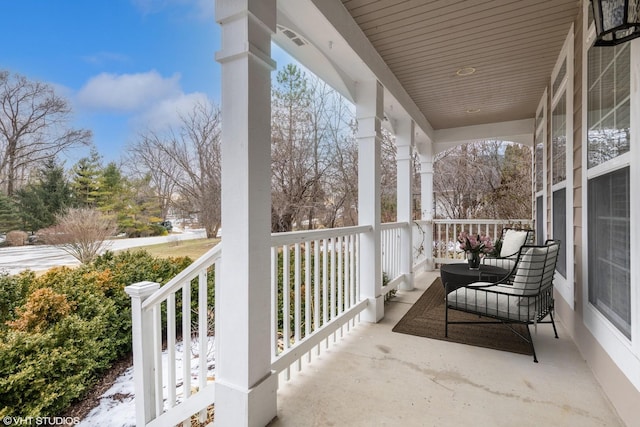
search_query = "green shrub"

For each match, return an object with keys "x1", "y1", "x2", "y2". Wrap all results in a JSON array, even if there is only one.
[
  {"x1": 0, "y1": 271, "x2": 34, "y2": 328},
  {"x1": 0, "y1": 309, "x2": 117, "y2": 417},
  {"x1": 0, "y1": 249, "x2": 194, "y2": 417},
  {"x1": 121, "y1": 222, "x2": 168, "y2": 238},
  {"x1": 8, "y1": 287, "x2": 73, "y2": 332}
]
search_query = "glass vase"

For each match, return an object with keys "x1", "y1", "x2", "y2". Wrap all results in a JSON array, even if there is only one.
[{"x1": 467, "y1": 251, "x2": 480, "y2": 270}]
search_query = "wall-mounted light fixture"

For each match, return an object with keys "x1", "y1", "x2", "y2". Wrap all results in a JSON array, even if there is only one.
[{"x1": 591, "y1": 0, "x2": 640, "y2": 46}]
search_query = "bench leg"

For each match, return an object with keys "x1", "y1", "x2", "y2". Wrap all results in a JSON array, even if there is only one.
[
  {"x1": 549, "y1": 310, "x2": 559, "y2": 339},
  {"x1": 527, "y1": 325, "x2": 538, "y2": 363}
]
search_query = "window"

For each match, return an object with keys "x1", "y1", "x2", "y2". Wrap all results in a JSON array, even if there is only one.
[
  {"x1": 534, "y1": 90, "x2": 547, "y2": 246},
  {"x1": 535, "y1": 127, "x2": 544, "y2": 193},
  {"x1": 551, "y1": 92, "x2": 568, "y2": 277},
  {"x1": 587, "y1": 43, "x2": 631, "y2": 339},
  {"x1": 536, "y1": 196, "x2": 544, "y2": 245},
  {"x1": 551, "y1": 29, "x2": 573, "y2": 291},
  {"x1": 553, "y1": 188, "x2": 567, "y2": 277},
  {"x1": 588, "y1": 168, "x2": 630, "y2": 338},
  {"x1": 587, "y1": 44, "x2": 630, "y2": 168},
  {"x1": 553, "y1": 59, "x2": 567, "y2": 95},
  {"x1": 552, "y1": 96, "x2": 567, "y2": 185}
]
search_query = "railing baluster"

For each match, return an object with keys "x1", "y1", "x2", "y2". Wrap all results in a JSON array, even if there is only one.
[
  {"x1": 356, "y1": 234, "x2": 360, "y2": 301},
  {"x1": 182, "y1": 283, "x2": 191, "y2": 413},
  {"x1": 305, "y1": 242, "x2": 311, "y2": 362},
  {"x1": 198, "y1": 270, "x2": 208, "y2": 422},
  {"x1": 332, "y1": 237, "x2": 338, "y2": 342},
  {"x1": 283, "y1": 244, "x2": 291, "y2": 380},
  {"x1": 153, "y1": 305, "x2": 163, "y2": 415},
  {"x1": 167, "y1": 294, "x2": 176, "y2": 408},
  {"x1": 437, "y1": 223, "x2": 442, "y2": 261},
  {"x1": 322, "y1": 238, "x2": 328, "y2": 328},
  {"x1": 314, "y1": 239, "x2": 320, "y2": 356},
  {"x1": 337, "y1": 235, "x2": 343, "y2": 315},
  {"x1": 344, "y1": 235, "x2": 350, "y2": 310},
  {"x1": 271, "y1": 247, "x2": 278, "y2": 358},
  {"x1": 294, "y1": 243, "x2": 302, "y2": 371}
]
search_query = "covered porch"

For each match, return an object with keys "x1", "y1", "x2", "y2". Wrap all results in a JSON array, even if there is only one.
[
  {"x1": 274, "y1": 270, "x2": 621, "y2": 427},
  {"x1": 126, "y1": 1, "x2": 640, "y2": 426}
]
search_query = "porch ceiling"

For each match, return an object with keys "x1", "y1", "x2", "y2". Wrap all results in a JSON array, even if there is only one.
[{"x1": 340, "y1": 0, "x2": 580, "y2": 130}]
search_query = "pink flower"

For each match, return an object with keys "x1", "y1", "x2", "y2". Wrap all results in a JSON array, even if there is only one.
[{"x1": 458, "y1": 230, "x2": 493, "y2": 254}]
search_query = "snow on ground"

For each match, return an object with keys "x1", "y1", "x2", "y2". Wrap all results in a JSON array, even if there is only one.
[{"x1": 79, "y1": 337, "x2": 215, "y2": 427}]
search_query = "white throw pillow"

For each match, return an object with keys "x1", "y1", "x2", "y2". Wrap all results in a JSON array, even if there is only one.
[
  {"x1": 500, "y1": 229, "x2": 529, "y2": 258},
  {"x1": 511, "y1": 247, "x2": 544, "y2": 290}
]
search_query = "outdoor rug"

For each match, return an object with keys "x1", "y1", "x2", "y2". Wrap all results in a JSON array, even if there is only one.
[{"x1": 392, "y1": 278, "x2": 533, "y2": 356}]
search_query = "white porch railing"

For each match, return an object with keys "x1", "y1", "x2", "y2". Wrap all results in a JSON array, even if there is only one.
[
  {"x1": 269, "y1": 225, "x2": 370, "y2": 377},
  {"x1": 432, "y1": 219, "x2": 534, "y2": 265},
  {"x1": 126, "y1": 219, "x2": 532, "y2": 425},
  {"x1": 125, "y1": 244, "x2": 221, "y2": 427},
  {"x1": 380, "y1": 221, "x2": 406, "y2": 294}
]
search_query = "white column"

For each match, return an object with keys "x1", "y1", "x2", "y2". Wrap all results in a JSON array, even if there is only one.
[
  {"x1": 396, "y1": 118, "x2": 414, "y2": 290},
  {"x1": 215, "y1": 1, "x2": 277, "y2": 426},
  {"x1": 357, "y1": 80, "x2": 384, "y2": 322},
  {"x1": 420, "y1": 146, "x2": 435, "y2": 271}
]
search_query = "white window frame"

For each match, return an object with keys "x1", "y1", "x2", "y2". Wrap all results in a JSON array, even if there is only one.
[
  {"x1": 550, "y1": 26, "x2": 575, "y2": 309},
  {"x1": 534, "y1": 90, "x2": 547, "y2": 244},
  {"x1": 581, "y1": 0, "x2": 640, "y2": 391}
]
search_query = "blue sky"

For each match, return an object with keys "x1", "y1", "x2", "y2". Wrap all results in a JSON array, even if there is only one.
[{"x1": 1, "y1": 0, "x2": 294, "y2": 164}]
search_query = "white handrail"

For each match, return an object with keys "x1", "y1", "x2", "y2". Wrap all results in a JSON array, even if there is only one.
[
  {"x1": 270, "y1": 224, "x2": 372, "y2": 246},
  {"x1": 141, "y1": 242, "x2": 222, "y2": 310}
]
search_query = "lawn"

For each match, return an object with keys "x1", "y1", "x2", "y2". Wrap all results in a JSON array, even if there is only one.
[{"x1": 126, "y1": 237, "x2": 221, "y2": 259}]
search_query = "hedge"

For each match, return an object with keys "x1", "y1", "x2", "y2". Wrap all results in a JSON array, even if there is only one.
[{"x1": 0, "y1": 250, "x2": 193, "y2": 417}]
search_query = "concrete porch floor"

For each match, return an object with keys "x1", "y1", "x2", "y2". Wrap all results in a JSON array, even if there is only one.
[{"x1": 271, "y1": 270, "x2": 624, "y2": 427}]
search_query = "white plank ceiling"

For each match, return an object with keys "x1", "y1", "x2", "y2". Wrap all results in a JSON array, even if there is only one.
[{"x1": 340, "y1": 0, "x2": 580, "y2": 130}]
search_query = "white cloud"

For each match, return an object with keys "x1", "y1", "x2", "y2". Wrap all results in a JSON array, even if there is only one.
[
  {"x1": 135, "y1": 91, "x2": 210, "y2": 130},
  {"x1": 77, "y1": 71, "x2": 181, "y2": 112}
]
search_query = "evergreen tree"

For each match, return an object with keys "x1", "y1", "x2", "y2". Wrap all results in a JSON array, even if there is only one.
[
  {"x1": 488, "y1": 144, "x2": 532, "y2": 219},
  {"x1": 271, "y1": 64, "x2": 313, "y2": 232},
  {"x1": 70, "y1": 149, "x2": 102, "y2": 208},
  {"x1": 0, "y1": 194, "x2": 21, "y2": 233},
  {"x1": 14, "y1": 159, "x2": 71, "y2": 232},
  {"x1": 98, "y1": 162, "x2": 127, "y2": 213}
]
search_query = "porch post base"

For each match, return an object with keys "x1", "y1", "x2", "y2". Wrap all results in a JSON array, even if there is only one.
[
  {"x1": 399, "y1": 272, "x2": 414, "y2": 291},
  {"x1": 362, "y1": 295, "x2": 384, "y2": 323},
  {"x1": 425, "y1": 259, "x2": 435, "y2": 271},
  {"x1": 214, "y1": 371, "x2": 278, "y2": 427}
]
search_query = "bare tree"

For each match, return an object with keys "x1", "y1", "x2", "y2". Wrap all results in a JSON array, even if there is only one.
[
  {"x1": 0, "y1": 70, "x2": 91, "y2": 196},
  {"x1": 271, "y1": 64, "x2": 363, "y2": 231},
  {"x1": 324, "y1": 126, "x2": 358, "y2": 228},
  {"x1": 39, "y1": 208, "x2": 117, "y2": 264},
  {"x1": 485, "y1": 143, "x2": 532, "y2": 219},
  {"x1": 433, "y1": 141, "x2": 531, "y2": 219},
  {"x1": 126, "y1": 131, "x2": 182, "y2": 220},
  {"x1": 271, "y1": 64, "x2": 315, "y2": 232},
  {"x1": 128, "y1": 101, "x2": 222, "y2": 237},
  {"x1": 380, "y1": 128, "x2": 398, "y2": 222},
  {"x1": 434, "y1": 142, "x2": 500, "y2": 219}
]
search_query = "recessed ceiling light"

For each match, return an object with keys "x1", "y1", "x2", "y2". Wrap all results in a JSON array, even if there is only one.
[
  {"x1": 456, "y1": 67, "x2": 476, "y2": 76},
  {"x1": 465, "y1": 108, "x2": 481, "y2": 114}
]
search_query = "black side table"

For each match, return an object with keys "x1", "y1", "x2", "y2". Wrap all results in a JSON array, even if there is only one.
[{"x1": 440, "y1": 263, "x2": 509, "y2": 293}]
